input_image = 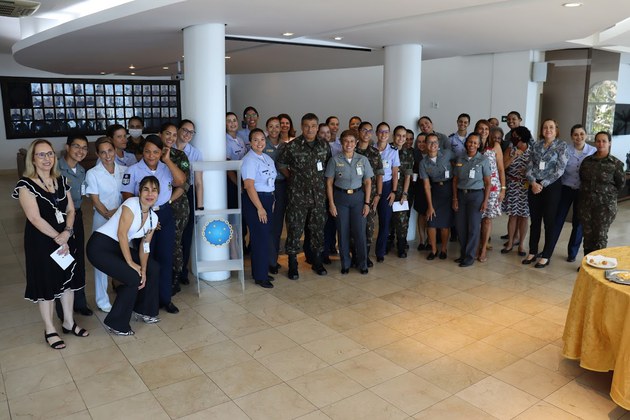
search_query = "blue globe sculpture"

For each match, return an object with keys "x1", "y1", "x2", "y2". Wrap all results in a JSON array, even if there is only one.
[{"x1": 203, "y1": 219, "x2": 233, "y2": 246}]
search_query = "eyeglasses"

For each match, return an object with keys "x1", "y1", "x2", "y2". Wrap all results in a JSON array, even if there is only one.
[
  {"x1": 377, "y1": 130, "x2": 390, "y2": 134},
  {"x1": 34, "y1": 151, "x2": 55, "y2": 159},
  {"x1": 181, "y1": 128, "x2": 196, "y2": 136},
  {"x1": 244, "y1": 113, "x2": 258, "y2": 119},
  {"x1": 71, "y1": 144, "x2": 89, "y2": 152},
  {"x1": 426, "y1": 141, "x2": 438, "y2": 145}
]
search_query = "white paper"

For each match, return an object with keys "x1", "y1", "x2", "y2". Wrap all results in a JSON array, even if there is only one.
[
  {"x1": 50, "y1": 246, "x2": 75, "y2": 270},
  {"x1": 392, "y1": 201, "x2": 409, "y2": 212}
]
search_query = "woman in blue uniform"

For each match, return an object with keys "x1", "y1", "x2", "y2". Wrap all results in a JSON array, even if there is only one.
[
  {"x1": 325, "y1": 130, "x2": 373, "y2": 274},
  {"x1": 242, "y1": 129, "x2": 277, "y2": 288},
  {"x1": 121, "y1": 135, "x2": 185, "y2": 313},
  {"x1": 375, "y1": 122, "x2": 400, "y2": 262}
]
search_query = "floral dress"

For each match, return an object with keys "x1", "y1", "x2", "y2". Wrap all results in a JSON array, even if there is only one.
[
  {"x1": 502, "y1": 147, "x2": 530, "y2": 217},
  {"x1": 481, "y1": 147, "x2": 502, "y2": 219}
]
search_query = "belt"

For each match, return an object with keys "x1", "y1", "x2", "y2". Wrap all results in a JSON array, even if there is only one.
[
  {"x1": 459, "y1": 188, "x2": 482, "y2": 193},
  {"x1": 431, "y1": 180, "x2": 449, "y2": 186},
  {"x1": 257, "y1": 191, "x2": 274, "y2": 196},
  {"x1": 334, "y1": 186, "x2": 361, "y2": 194}
]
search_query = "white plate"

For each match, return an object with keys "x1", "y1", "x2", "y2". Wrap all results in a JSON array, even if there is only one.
[{"x1": 585, "y1": 255, "x2": 618, "y2": 269}]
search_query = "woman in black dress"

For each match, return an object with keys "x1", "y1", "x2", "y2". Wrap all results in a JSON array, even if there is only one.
[{"x1": 13, "y1": 139, "x2": 89, "y2": 350}]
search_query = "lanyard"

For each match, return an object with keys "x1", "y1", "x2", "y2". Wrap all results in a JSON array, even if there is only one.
[{"x1": 37, "y1": 175, "x2": 59, "y2": 207}]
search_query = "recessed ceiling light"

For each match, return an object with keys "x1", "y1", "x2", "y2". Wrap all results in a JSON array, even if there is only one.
[
  {"x1": 162, "y1": 66, "x2": 169, "y2": 70},
  {"x1": 130, "y1": 72, "x2": 136, "y2": 75},
  {"x1": 282, "y1": 32, "x2": 294, "y2": 37},
  {"x1": 225, "y1": 56, "x2": 231, "y2": 59},
  {"x1": 129, "y1": 64, "x2": 135, "y2": 69},
  {"x1": 100, "y1": 71, "x2": 106, "y2": 75},
  {"x1": 334, "y1": 36, "x2": 343, "y2": 41},
  {"x1": 563, "y1": 2, "x2": 582, "y2": 7}
]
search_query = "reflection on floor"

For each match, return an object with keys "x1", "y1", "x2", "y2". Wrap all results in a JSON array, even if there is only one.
[{"x1": 0, "y1": 172, "x2": 629, "y2": 419}]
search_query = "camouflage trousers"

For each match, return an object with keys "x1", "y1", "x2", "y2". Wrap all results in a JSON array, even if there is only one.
[
  {"x1": 391, "y1": 202, "x2": 410, "y2": 250},
  {"x1": 171, "y1": 195, "x2": 190, "y2": 277},
  {"x1": 285, "y1": 193, "x2": 327, "y2": 255},
  {"x1": 581, "y1": 206, "x2": 616, "y2": 254},
  {"x1": 365, "y1": 205, "x2": 377, "y2": 248}
]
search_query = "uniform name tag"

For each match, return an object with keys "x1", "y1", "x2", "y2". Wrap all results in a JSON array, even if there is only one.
[
  {"x1": 469, "y1": 169, "x2": 476, "y2": 179},
  {"x1": 539, "y1": 161, "x2": 546, "y2": 170},
  {"x1": 267, "y1": 177, "x2": 274, "y2": 187},
  {"x1": 316, "y1": 161, "x2": 323, "y2": 171},
  {"x1": 55, "y1": 210, "x2": 64, "y2": 224},
  {"x1": 444, "y1": 170, "x2": 450, "y2": 178},
  {"x1": 80, "y1": 183, "x2": 86, "y2": 196},
  {"x1": 383, "y1": 160, "x2": 390, "y2": 169},
  {"x1": 357, "y1": 166, "x2": 363, "y2": 176}
]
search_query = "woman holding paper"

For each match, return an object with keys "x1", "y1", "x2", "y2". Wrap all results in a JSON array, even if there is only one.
[{"x1": 13, "y1": 139, "x2": 89, "y2": 350}]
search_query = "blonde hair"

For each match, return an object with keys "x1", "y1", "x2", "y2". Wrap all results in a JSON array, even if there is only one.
[{"x1": 23, "y1": 139, "x2": 60, "y2": 178}]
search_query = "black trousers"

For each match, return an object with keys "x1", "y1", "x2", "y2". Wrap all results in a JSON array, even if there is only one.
[
  {"x1": 528, "y1": 178, "x2": 562, "y2": 259},
  {"x1": 87, "y1": 232, "x2": 159, "y2": 333}
]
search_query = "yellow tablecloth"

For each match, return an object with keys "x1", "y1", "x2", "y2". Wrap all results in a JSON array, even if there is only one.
[{"x1": 563, "y1": 246, "x2": 630, "y2": 410}]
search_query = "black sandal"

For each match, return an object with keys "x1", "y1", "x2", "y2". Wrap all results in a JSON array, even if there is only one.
[
  {"x1": 44, "y1": 331, "x2": 65, "y2": 349},
  {"x1": 62, "y1": 323, "x2": 89, "y2": 337}
]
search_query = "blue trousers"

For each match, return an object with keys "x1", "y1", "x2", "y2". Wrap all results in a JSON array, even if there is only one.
[
  {"x1": 334, "y1": 190, "x2": 367, "y2": 270},
  {"x1": 269, "y1": 180, "x2": 287, "y2": 266},
  {"x1": 549, "y1": 185, "x2": 583, "y2": 259},
  {"x1": 153, "y1": 203, "x2": 175, "y2": 306},
  {"x1": 455, "y1": 189, "x2": 483, "y2": 265},
  {"x1": 376, "y1": 181, "x2": 393, "y2": 258},
  {"x1": 181, "y1": 187, "x2": 195, "y2": 280},
  {"x1": 243, "y1": 191, "x2": 274, "y2": 281}
]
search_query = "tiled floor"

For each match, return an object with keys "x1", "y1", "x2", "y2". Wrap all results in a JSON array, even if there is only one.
[{"x1": 1, "y1": 171, "x2": 629, "y2": 419}]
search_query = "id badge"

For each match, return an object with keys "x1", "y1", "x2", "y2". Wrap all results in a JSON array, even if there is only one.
[
  {"x1": 444, "y1": 170, "x2": 450, "y2": 178},
  {"x1": 356, "y1": 166, "x2": 363, "y2": 176},
  {"x1": 469, "y1": 169, "x2": 476, "y2": 179},
  {"x1": 383, "y1": 160, "x2": 390, "y2": 169},
  {"x1": 55, "y1": 210, "x2": 64, "y2": 224},
  {"x1": 267, "y1": 177, "x2": 274, "y2": 187},
  {"x1": 539, "y1": 161, "x2": 546, "y2": 170},
  {"x1": 80, "y1": 183, "x2": 86, "y2": 196},
  {"x1": 316, "y1": 161, "x2": 323, "y2": 171},
  {"x1": 143, "y1": 241, "x2": 151, "y2": 254}
]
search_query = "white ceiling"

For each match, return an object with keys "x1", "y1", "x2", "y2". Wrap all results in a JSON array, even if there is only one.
[{"x1": 3, "y1": 0, "x2": 630, "y2": 76}]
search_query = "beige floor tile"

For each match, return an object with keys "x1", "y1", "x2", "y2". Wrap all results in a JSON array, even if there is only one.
[
  {"x1": 379, "y1": 289, "x2": 432, "y2": 309},
  {"x1": 498, "y1": 294, "x2": 553, "y2": 315},
  {"x1": 322, "y1": 389, "x2": 408, "y2": 420},
  {"x1": 412, "y1": 300, "x2": 467, "y2": 323},
  {"x1": 152, "y1": 374, "x2": 229, "y2": 418},
  {"x1": 234, "y1": 328, "x2": 297, "y2": 358},
  {"x1": 156, "y1": 306, "x2": 212, "y2": 333},
  {"x1": 303, "y1": 333, "x2": 369, "y2": 364},
  {"x1": 374, "y1": 337, "x2": 443, "y2": 370},
  {"x1": 291, "y1": 294, "x2": 347, "y2": 316},
  {"x1": 413, "y1": 355, "x2": 487, "y2": 394},
  {"x1": 412, "y1": 281, "x2": 461, "y2": 300},
  {"x1": 535, "y1": 304, "x2": 569, "y2": 326},
  {"x1": 0, "y1": 401, "x2": 9, "y2": 420},
  {"x1": 574, "y1": 370, "x2": 617, "y2": 395},
  {"x1": 248, "y1": 302, "x2": 309, "y2": 327},
  {"x1": 466, "y1": 284, "x2": 518, "y2": 302},
  {"x1": 481, "y1": 328, "x2": 547, "y2": 358},
  {"x1": 348, "y1": 297, "x2": 406, "y2": 321},
  {"x1": 457, "y1": 376, "x2": 539, "y2": 420},
  {"x1": 414, "y1": 395, "x2": 499, "y2": 419},
  {"x1": 545, "y1": 380, "x2": 628, "y2": 420},
  {"x1": 0, "y1": 375, "x2": 5, "y2": 402},
  {"x1": 444, "y1": 313, "x2": 505, "y2": 340},
  {"x1": 58, "y1": 328, "x2": 115, "y2": 357},
  {"x1": 437, "y1": 291, "x2": 494, "y2": 313},
  {"x1": 334, "y1": 351, "x2": 406, "y2": 387},
  {"x1": 510, "y1": 316, "x2": 564, "y2": 342},
  {"x1": 494, "y1": 359, "x2": 573, "y2": 399},
  {"x1": 230, "y1": 291, "x2": 285, "y2": 311},
  {"x1": 0, "y1": 306, "x2": 40, "y2": 332},
  {"x1": 178, "y1": 401, "x2": 250, "y2": 420},
  {"x1": 295, "y1": 410, "x2": 333, "y2": 420},
  {"x1": 372, "y1": 372, "x2": 450, "y2": 415},
  {"x1": 211, "y1": 312, "x2": 271, "y2": 338},
  {"x1": 287, "y1": 366, "x2": 364, "y2": 408},
  {"x1": 301, "y1": 277, "x2": 348, "y2": 293},
  {"x1": 3, "y1": 358, "x2": 73, "y2": 399},
  {"x1": 450, "y1": 341, "x2": 519, "y2": 375},
  {"x1": 8, "y1": 382, "x2": 86, "y2": 419},
  {"x1": 473, "y1": 303, "x2": 531, "y2": 327},
  {"x1": 166, "y1": 322, "x2": 228, "y2": 351},
  {"x1": 75, "y1": 365, "x2": 147, "y2": 408},
  {"x1": 64, "y1": 345, "x2": 129, "y2": 380},
  {"x1": 378, "y1": 310, "x2": 441, "y2": 336},
  {"x1": 276, "y1": 318, "x2": 337, "y2": 344},
  {"x1": 258, "y1": 346, "x2": 328, "y2": 381},
  {"x1": 513, "y1": 400, "x2": 581, "y2": 419},
  {"x1": 523, "y1": 285, "x2": 571, "y2": 305},
  {"x1": 412, "y1": 324, "x2": 477, "y2": 354},
  {"x1": 208, "y1": 359, "x2": 282, "y2": 399},
  {"x1": 438, "y1": 273, "x2": 487, "y2": 291},
  {"x1": 195, "y1": 299, "x2": 248, "y2": 322},
  {"x1": 135, "y1": 352, "x2": 203, "y2": 390},
  {"x1": 343, "y1": 321, "x2": 406, "y2": 349},
  {"x1": 315, "y1": 307, "x2": 372, "y2": 332},
  {"x1": 235, "y1": 383, "x2": 316, "y2": 420},
  {"x1": 89, "y1": 391, "x2": 170, "y2": 420},
  {"x1": 352, "y1": 278, "x2": 404, "y2": 297},
  {"x1": 186, "y1": 340, "x2": 253, "y2": 373},
  {"x1": 0, "y1": 322, "x2": 42, "y2": 351},
  {"x1": 0, "y1": 341, "x2": 63, "y2": 373},
  {"x1": 117, "y1": 334, "x2": 182, "y2": 365},
  {"x1": 524, "y1": 344, "x2": 584, "y2": 378}
]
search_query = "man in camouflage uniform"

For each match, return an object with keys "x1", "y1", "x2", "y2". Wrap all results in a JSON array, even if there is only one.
[
  {"x1": 391, "y1": 125, "x2": 414, "y2": 258},
  {"x1": 355, "y1": 121, "x2": 383, "y2": 267},
  {"x1": 277, "y1": 113, "x2": 331, "y2": 279},
  {"x1": 162, "y1": 130, "x2": 191, "y2": 295}
]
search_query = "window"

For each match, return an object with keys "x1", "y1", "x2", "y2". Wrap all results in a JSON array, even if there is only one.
[
  {"x1": 585, "y1": 80, "x2": 616, "y2": 137},
  {"x1": 1, "y1": 77, "x2": 181, "y2": 139}
]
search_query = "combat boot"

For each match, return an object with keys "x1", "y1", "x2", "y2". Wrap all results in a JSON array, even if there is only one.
[
  {"x1": 288, "y1": 254, "x2": 299, "y2": 280},
  {"x1": 366, "y1": 246, "x2": 374, "y2": 268},
  {"x1": 311, "y1": 254, "x2": 328, "y2": 276}
]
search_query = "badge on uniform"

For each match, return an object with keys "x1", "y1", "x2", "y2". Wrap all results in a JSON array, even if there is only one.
[
  {"x1": 539, "y1": 161, "x2": 546, "y2": 170},
  {"x1": 383, "y1": 160, "x2": 390, "y2": 169},
  {"x1": 444, "y1": 170, "x2": 450, "y2": 178},
  {"x1": 316, "y1": 161, "x2": 323, "y2": 171},
  {"x1": 469, "y1": 169, "x2": 476, "y2": 179},
  {"x1": 356, "y1": 166, "x2": 363, "y2": 176},
  {"x1": 122, "y1": 173, "x2": 130, "y2": 185},
  {"x1": 80, "y1": 182, "x2": 86, "y2": 196}
]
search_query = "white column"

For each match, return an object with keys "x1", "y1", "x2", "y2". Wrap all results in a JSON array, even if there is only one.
[
  {"x1": 183, "y1": 23, "x2": 229, "y2": 281},
  {"x1": 383, "y1": 44, "x2": 422, "y2": 242}
]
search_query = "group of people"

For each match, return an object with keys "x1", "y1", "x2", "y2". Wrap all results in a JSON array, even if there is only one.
[{"x1": 15, "y1": 108, "x2": 626, "y2": 348}]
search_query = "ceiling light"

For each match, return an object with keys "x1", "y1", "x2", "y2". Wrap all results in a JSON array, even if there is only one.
[
  {"x1": 130, "y1": 72, "x2": 136, "y2": 75},
  {"x1": 334, "y1": 36, "x2": 343, "y2": 41},
  {"x1": 129, "y1": 64, "x2": 135, "y2": 69},
  {"x1": 225, "y1": 56, "x2": 231, "y2": 59},
  {"x1": 282, "y1": 32, "x2": 294, "y2": 37},
  {"x1": 100, "y1": 71, "x2": 106, "y2": 75},
  {"x1": 162, "y1": 66, "x2": 169, "y2": 70},
  {"x1": 562, "y1": 2, "x2": 582, "y2": 7}
]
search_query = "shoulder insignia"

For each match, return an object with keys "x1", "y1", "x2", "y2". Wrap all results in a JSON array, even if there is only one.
[{"x1": 122, "y1": 173, "x2": 130, "y2": 185}]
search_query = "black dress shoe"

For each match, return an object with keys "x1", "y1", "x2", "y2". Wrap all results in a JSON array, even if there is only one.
[
  {"x1": 398, "y1": 251, "x2": 407, "y2": 258},
  {"x1": 427, "y1": 252, "x2": 436, "y2": 260},
  {"x1": 360, "y1": 268, "x2": 368, "y2": 275},
  {"x1": 171, "y1": 282, "x2": 181, "y2": 296},
  {"x1": 322, "y1": 256, "x2": 332, "y2": 265},
  {"x1": 341, "y1": 268, "x2": 349, "y2": 275},
  {"x1": 534, "y1": 259, "x2": 550, "y2": 268},
  {"x1": 255, "y1": 279, "x2": 274, "y2": 288},
  {"x1": 459, "y1": 260, "x2": 474, "y2": 267},
  {"x1": 417, "y1": 243, "x2": 426, "y2": 251},
  {"x1": 269, "y1": 265, "x2": 279, "y2": 274},
  {"x1": 74, "y1": 307, "x2": 93, "y2": 316},
  {"x1": 163, "y1": 302, "x2": 179, "y2": 314},
  {"x1": 367, "y1": 257, "x2": 374, "y2": 268},
  {"x1": 439, "y1": 252, "x2": 447, "y2": 260},
  {"x1": 376, "y1": 256, "x2": 384, "y2": 263},
  {"x1": 313, "y1": 265, "x2": 328, "y2": 276},
  {"x1": 500, "y1": 234, "x2": 509, "y2": 240},
  {"x1": 179, "y1": 275, "x2": 190, "y2": 285},
  {"x1": 454, "y1": 257, "x2": 463, "y2": 263},
  {"x1": 267, "y1": 275, "x2": 275, "y2": 282},
  {"x1": 522, "y1": 255, "x2": 537, "y2": 265},
  {"x1": 566, "y1": 256, "x2": 576, "y2": 263}
]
